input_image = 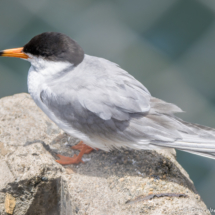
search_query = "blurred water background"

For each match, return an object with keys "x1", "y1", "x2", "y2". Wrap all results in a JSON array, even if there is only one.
[{"x1": 0, "y1": 0, "x2": 215, "y2": 208}]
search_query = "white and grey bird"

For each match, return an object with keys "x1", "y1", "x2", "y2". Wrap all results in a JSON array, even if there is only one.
[{"x1": 1, "y1": 32, "x2": 215, "y2": 164}]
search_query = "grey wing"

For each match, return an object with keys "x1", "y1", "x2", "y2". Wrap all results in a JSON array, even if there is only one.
[
  {"x1": 76, "y1": 74, "x2": 151, "y2": 121},
  {"x1": 40, "y1": 59, "x2": 151, "y2": 138}
]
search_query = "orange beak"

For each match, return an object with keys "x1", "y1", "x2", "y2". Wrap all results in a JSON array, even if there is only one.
[{"x1": 0, "y1": 47, "x2": 29, "y2": 59}]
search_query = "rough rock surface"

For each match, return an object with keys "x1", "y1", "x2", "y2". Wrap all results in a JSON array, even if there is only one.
[{"x1": 0, "y1": 93, "x2": 211, "y2": 215}]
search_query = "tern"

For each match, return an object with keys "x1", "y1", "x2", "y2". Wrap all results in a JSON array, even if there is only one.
[{"x1": 1, "y1": 32, "x2": 215, "y2": 165}]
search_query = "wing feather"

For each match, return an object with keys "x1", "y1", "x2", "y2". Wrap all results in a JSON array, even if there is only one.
[{"x1": 42, "y1": 56, "x2": 151, "y2": 122}]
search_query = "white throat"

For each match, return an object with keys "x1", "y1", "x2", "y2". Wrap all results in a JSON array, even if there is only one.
[{"x1": 27, "y1": 54, "x2": 73, "y2": 78}]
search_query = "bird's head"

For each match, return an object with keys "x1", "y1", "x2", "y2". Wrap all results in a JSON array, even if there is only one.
[{"x1": 0, "y1": 32, "x2": 84, "y2": 68}]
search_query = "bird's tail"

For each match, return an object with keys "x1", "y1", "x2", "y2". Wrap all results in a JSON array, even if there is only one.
[{"x1": 151, "y1": 118, "x2": 215, "y2": 159}]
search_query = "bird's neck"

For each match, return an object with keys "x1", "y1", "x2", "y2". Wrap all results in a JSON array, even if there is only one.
[
  {"x1": 27, "y1": 58, "x2": 73, "y2": 101},
  {"x1": 28, "y1": 56, "x2": 73, "y2": 77}
]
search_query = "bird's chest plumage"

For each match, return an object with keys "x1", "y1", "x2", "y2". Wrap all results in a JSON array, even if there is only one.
[
  {"x1": 27, "y1": 67, "x2": 45, "y2": 109},
  {"x1": 27, "y1": 66, "x2": 59, "y2": 128},
  {"x1": 27, "y1": 71, "x2": 49, "y2": 114},
  {"x1": 27, "y1": 64, "x2": 90, "y2": 143},
  {"x1": 27, "y1": 61, "x2": 73, "y2": 112}
]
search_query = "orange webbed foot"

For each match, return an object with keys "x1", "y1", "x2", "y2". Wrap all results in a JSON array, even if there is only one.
[
  {"x1": 71, "y1": 141, "x2": 94, "y2": 154},
  {"x1": 56, "y1": 154, "x2": 84, "y2": 165},
  {"x1": 56, "y1": 141, "x2": 94, "y2": 165}
]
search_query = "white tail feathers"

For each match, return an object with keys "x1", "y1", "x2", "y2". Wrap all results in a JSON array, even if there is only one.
[{"x1": 152, "y1": 138, "x2": 215, "y2": 160}]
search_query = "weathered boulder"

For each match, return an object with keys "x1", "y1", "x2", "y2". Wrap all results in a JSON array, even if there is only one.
[{"x1": 0, "y1": 93, "x2": 211, "y2": 215}]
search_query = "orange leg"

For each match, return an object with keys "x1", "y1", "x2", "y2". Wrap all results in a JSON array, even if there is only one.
[
  {"x1": 56, "y1": 141, "x2": 94, "y2": 165},
  {"x1": 71, "y1": 141, "x2": 94, "y2": 154}
]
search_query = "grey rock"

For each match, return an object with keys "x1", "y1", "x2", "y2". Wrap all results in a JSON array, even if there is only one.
[
  {"x1": 0, "y1": 161, "x2": 15, "y2": 190},
  {"x1": 0, "y1": 93, "x2": 211, "y2": 215}
]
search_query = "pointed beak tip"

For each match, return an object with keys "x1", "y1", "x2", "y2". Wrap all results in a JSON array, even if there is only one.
[{"x1": 0, "y1": 47, "x2": 29, "y2": 59}]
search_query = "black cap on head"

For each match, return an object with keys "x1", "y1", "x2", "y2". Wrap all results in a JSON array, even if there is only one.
[{"x1": 23, "y1": 32, "x2": 84, "y2": 66}]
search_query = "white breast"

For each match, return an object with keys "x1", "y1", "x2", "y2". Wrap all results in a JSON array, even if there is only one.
[
  {"x1": 27, "y1": 66, "x2": 55, "y2": 121},
  {"x1": 27, "y1": 57, "x2": 92, "y2": 143},
  {"x1": 27, "y1": 55, "x2": 73, "y2": 109}
]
